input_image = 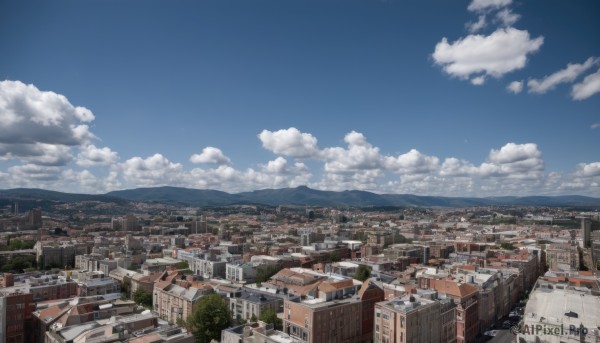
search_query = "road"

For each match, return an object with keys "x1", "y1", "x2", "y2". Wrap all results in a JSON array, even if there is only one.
[{"x1": 487, "y1": 329, "x2": 516, "y2": 343}]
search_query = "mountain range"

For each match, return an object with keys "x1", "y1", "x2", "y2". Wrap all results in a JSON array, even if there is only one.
[{"x1": 1, "y1": 186, "x2": 600, "y2": 208}]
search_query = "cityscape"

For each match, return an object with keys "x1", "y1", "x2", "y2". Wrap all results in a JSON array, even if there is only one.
[{"x1": 1, "y1": 0, "x2": 600, "y2": 343}]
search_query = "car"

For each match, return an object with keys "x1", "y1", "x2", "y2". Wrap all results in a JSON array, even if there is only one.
[{"x1": 484, "y1": 330, "x2": 498, "y2": 337}]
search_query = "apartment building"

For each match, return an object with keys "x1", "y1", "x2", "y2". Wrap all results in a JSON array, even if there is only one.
[
  {"x1": 153, "y1": 281, "x2": 213, "y2": 323},
  {"x1": 374, "y1": 294, "x2": 456, "y2": 343}
]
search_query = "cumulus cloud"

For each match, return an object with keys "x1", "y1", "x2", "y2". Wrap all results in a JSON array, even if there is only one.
[
  {"x1": 471, "y1": 76, "x2": 486, "y2": 85},
  {"x1": 189, "y1": 147, "x2": 231, "y2": 165},
  {"x1": 467, "y1": 15, "x2": 487, "y2": 33},
  {"x1": 384, "y1": 149, "x2": 439, "y2": 174},
  {"x1": 575, "y1": 162, "x2": 600, "y2": 177},
  {"x1": 77, "y1": 145, "x2": 119, "y2": 167},
  {"x1": 480, "y1": 143, "x2": 544, "y2": 178},
  {"x1": 507, "y1": 80, "x2": 523, "y2": 93},
  {"x1": 322, "y1": 131, "x2": 383, "y2": 173},
  {"x1": 0, "y1": 80, "x2": 96, "y2": 166},
  {"x1": 440, "y1": 158, "x2": 479, "y2": 177},
  {"x1": 571, "y1": 68, "x2": 600, "y2": 100},
  {"x1": 467, "y1": 0, "x2": 512, "y2": 12},
  {"x1": 496, "y1": 8, "x2": 520, "y2": 26},
  {"x1": 258, "y1": 127, "x2": 319, "y2": 158},
  {"x1": 120, "y1": 153, "x2": 184, "y2": 186},
  {"x1": 432, "y1": 28, "x2": 543, "y2": 82},
  {"x1": 528, "y1": 57, "x2": 599, "y2": 94}
]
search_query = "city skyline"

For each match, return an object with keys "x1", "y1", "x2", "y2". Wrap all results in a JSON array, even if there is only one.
[{"x1": 1, "y1": 0, "x2": 599, "y2": 196}]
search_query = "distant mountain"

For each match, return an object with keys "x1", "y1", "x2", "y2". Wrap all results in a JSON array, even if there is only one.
[
  {"x1": 106, "y1": 186, "x2": 239, "y2": 207},
  {"x1": 2, "y1": 186, "x2": 600, "y2": 208},
  {"x1": 0, "y1": 188, "x2": 125, "y2": 203}
]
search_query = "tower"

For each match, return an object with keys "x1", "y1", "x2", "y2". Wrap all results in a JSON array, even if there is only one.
[{"x1": 582, "y1": 217, "x2": 592, "y2": 248}]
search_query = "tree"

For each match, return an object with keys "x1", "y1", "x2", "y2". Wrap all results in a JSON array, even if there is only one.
[
  {"x1": 329, "y1": 251, "x2": 341, "y2": 263},
  {"x1": 354, "y1": 265, "x2": 371, "y2": 281},
  {"x1": 186, "y1": 293, "x2": 232, "y2": 343},
  {"x1": 133, "y1": 289, "x2": 153, "y2": 308},
  {"x1": 500, "y1": 242, "x2": 515, "y2": 250},
  {"x1": 256, "y1": 264, "x2": 282, "y2": 284},
  {"x1": 259, "y1": 308, "x2": 282, "y2": 330}
]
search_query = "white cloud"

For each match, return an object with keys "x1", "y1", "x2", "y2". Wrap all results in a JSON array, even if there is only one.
[
  {"x1": 440, "y1": 158, "x2": 479, "y2": 177},
  {"x1": 468, "y1": 0, "x2": 512, "y2": 12},
  {"x1": 592, "y1": 123, "x2": 600, "y2": 129},
  {"x1": 528, "y1": 57, "x2": 599, "y2": 94},
  {"x1": 496, "y1": 8, "x2": 520, "y2": 26},
  {"x1": 0, "y1": 80, "x2": 96, "y2": 166},
  {"x1": 507, "y1": 80, "x2": 523, "y2": 93},
  {"x1": 481, "y1": 143, "x2": 544, "y2": 178},
  {"x1": 189, "y1": 147, "x2": 231, "y2": 165},
  {"x1": 322, "y1": 131, "x2": 383, "y2": 173},
  {"x1": 120, "y1": 153, "x2": 184, "y2": 187},
  {"x1": 433, "y1": 28, "x2": 543, "y2": 81},
  {"x1": 384, "y1": 149, "x2": 439, "y2": 174},
  {"x1": 467, "y1": 15, "x2": 487, "y2": 33},
  {"x1": 471, "y1": 76, "x2": 486, "y2": 85},
  {"x1": 571, "y1": 68, "x2": 600, "y2": 100},
  {"x1": 258, "y1": 127, "x2": 319, "y2": 158},
  {"x1": 575, "y1": 162, "x2": 600, "y2": 177},
  {"x1": 77, "y1": 145, "x2": 119, "y2": 167}
]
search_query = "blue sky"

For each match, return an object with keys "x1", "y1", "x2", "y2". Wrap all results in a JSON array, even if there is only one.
[{"x1": 1, "y1": 0, "x2": 599, "y2": 196}]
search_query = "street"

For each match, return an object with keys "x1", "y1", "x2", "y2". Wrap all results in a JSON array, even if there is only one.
[{"x1": 487, "y1": 329, "x2": 516, "y2": 343}]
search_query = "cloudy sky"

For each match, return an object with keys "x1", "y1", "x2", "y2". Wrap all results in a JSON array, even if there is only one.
[{"x1": 1, "y1": 0, "x2": 599, "y2": 196}]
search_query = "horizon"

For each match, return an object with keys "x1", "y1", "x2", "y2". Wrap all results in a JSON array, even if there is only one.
[
  {"x1": 1, "y1": 185, "x2": 599, "y2": 200},
  {"x1": 1, "y1": 0, "x2": 599, "y2": 197}
]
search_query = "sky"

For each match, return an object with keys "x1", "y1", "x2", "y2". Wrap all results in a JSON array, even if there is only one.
[{"x1": 0, "y1": 0, "x2": 599, "y2": 197}]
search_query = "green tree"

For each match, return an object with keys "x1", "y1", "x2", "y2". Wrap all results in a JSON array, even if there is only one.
[
  {"x1": 256, "y1": 264, "x2": 282, "y2": 284},
  {"x1": 329, "y1": 251, "x2": 341, "y2": 263},
  {"x1": 186, "y1": 293, "x2": 232, "y2": 343},
  {"x1": 259, "y1": 308, "x2": 282, "y2": 330},
  {"x1": 133, "y1": 289, "x2": 153, "y2": 308},
  {"x1": 121, "y1": 278, "x2": 132, "y2": 297},
  {"x1": 354, "y1": 265, "x2": 371, "y2": 281},
  {"x1": 500, "y1": 242, "x2": 515, "y2": 250}
]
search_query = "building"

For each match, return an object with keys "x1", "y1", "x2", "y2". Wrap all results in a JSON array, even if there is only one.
[
  {"x1": 582, "y1": 217, "x2": 592, "y2": 248},
  {"x1": 280, "y1": 271, "x2": 380, "y2": 343},
  {"x1": 418, "y1": 275, "x2": 479, "y2": 343},
  {"x1": 374, "y1": 294, "x2": 456, "y2": 343},
  {"x1": 228, "y1": 290, "x2": 282, "y2": 322},
  {"x1": 28, "y1": 208, "x2": 42, "y2": 229},
  {"x1": 78, "y1": 276, "x2": 120, "y2": 296},
  {"x1": 546, "y1": 243, "x2": 580, "y2": 272},
  {"x1": 0, "y1": 291, "x2": 34, "y2": 343},
  {"x1": 222, "y1": 321, "x2": 294, "y2": 343},
  {"x1": 519, "y1": 278, "x2": 600, "y2": 343},
  {"x1": 226, "y1": 262, "x2": 257, "y2": 283},
  {"x1": 122, "y1": 214, "x2": 140, "y2": 232},
  {"x1": 34, "y1": 242, "x2": 89, "y2": 269},
  {"x1": 153, "y1": 281, "x2": 213, "y2": 323},
  {"x1": 0, "y1": 273, "x2": 78, "y2": 303}
]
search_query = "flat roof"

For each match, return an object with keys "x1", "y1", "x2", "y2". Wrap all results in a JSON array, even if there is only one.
[{"x1": 524, "y1": 284, "x2": 600, "y2": 329}]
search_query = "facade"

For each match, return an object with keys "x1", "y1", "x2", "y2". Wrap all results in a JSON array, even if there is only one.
[
  {"x1": 418, "y1": 276, "x2": 479, "y2": 343},
  {"x1": 78, "y1": 277, "x2": 120, "y2": 296},
  {"x1": 228, "y1": 290, "x2": 282, "y2": 322},
  {"x1": 34, "y1": 242, "x2": 89, "y2": 269},
  {"x1": 153, "y1": 283, "x2": 213, "y2": 323},
  {"x1": 191, "y1": 257, "x2": 227, "y2": 279},
  {"x1": 582, "y1": 217, "x2": 592, "y2": 248},
  {"x1": 546, "y1": 243, "x2": 580, "y2": 272},
  {"x1": 374, "y1": 294, "x2": 455, "y2": 343},
  {"x1": 0, "y1": 291, "x2": 34, "y2": 343},
  {"x1": 226, "y1": 262, "x2": 257, "y2": 283}
]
